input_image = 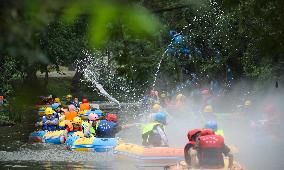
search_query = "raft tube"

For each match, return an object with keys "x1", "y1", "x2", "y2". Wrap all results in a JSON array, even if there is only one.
[
  {"x1": 66, "y1": 136, "x2": 117, "y2": 152},
  {"x1": 29, "y1": 131, "x2": 47, "y2": 143},
  {"x1": 114, "y1": 142, "x2": 184, "y2": 163},
  {"x1": 29, "y1": 130, "x2": 67, "y2": 144}
]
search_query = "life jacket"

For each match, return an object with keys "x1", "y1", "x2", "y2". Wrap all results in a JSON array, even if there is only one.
[
  {"x1": 142, "y1": 122, "x2": 165, "y2": 146},
  {"x1": 96, "y1": 120, "x2": 117, "y2": 138},
  {"x1": 80, "y1": 103, "x2": 90, "y2": 111},
  {"x1": 142, "y1": 122, "x2": 164, "y2": 135},
  {"x1": 42, "y1": 116, "x2": 57, "y2": 131},
  {"x1": 58, "y1": 113, "x2": 65, "y2": 127},
  {"x1": 198, "y1": 134, "x2": 225, "y2": 168},
  {"x1": 65, "y1": 111, "x2": 77, "y2": 121},
  {"x1": 81, "y1": 121, "x2": 99, "y2": 137}
]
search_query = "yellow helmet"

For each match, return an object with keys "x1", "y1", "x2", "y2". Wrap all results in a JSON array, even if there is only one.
[
  {"x1": 54, "y1": 98, "x2": 61, "y2": 103},
  {"x1": 45, "y1": 107, "x2": 55, "y2": 115},
  {"x1": 176, "y1": 93, "x2": 183, "y2": 100},
  {"x1": 244, "y1": 100, "x2": 252, "y2": 106},
  {"x1": 72, "y1": 116, "x2": 82, "y2": 125},
  {"x1": 203, "y1": 105, "x2": 213, "y2": 113},
  {"x1": 152, "y1": 104, "x2": 161, "y2": 112},
  {"x1": 66, "y1": 94, "x2": 72, "y2": 99}
]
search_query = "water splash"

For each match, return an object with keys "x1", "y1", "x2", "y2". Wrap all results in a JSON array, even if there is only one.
[
  {"x1": 78, "y1": 51, "x2": 121, "y2": 106},
  {"x1": 152, "y1": 24, "x2": 191, "y2": 88}
]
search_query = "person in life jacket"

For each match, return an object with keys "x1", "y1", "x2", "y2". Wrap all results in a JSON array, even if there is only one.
[
  {"x1": 184, "y1": 129, "x2": 202, "y2": 167},
  {"x1": 64, "y1": 116, "x2": 83, "y2": 139},
  {"x1": 51, "y1": 103, "x2": 65, "y2": 130},
  {"x1": 95, "y1": 113, "x2": 122, "y2": 138},
  {"x1": 205, "y1": 120, "x2": 224, "y2": 137},
  {"x1": 64, "y1": 104, "x2": 78, "y2": 121},
  {"x1": 142, "y1": 112, "x2": 168, "y2": 147},
  {"x1": 202, "y1": 105, "x2": 217, "y2": 122},
  {"x1": 175, "y1": 93, "x2": 184, "y2": 108},
  {"x1": 83, "y1": 112, "x2": 100, "y2": 137},
  {"x1": 72, "y1": 97, "x2": 80, "y2": 109},
  {"x1": 194, "y1": 129, "x2": 233, "y2": 169},
  {"x1": 36, "y1": 107, "x2": 58, "y2": 131},
  {"x1": 80, "y1": 98, "x2": 91, "y2": 111},
  {"x1": 65, "y1": 94, "x2": 73, "y2": 105}
]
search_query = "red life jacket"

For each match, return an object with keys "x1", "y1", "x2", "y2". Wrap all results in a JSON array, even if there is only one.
[{"x1": 198, "y1": 134, "x2": 225, "y2": 168}]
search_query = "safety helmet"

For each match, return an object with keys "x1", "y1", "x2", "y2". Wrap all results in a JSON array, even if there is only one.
[
  {"x1": 82, "y1": 98, "x2": 89, "y2": 104},
  {"x1": 203, "y1": 105, "x2": 213, "y2": 113},
  {"x1": 201, "y1": 89, "x2": 210, "y2": 95},
  {"x1": 160, "y1": 93, "x2": 166, "y2": 98},
  {"x1": 94, "y1": 109, "x2": 103, "y2": 118},
  {"x1": 205, "y1": 120, "x2": 218, "y2": 131},
  {"x1": 244, "y1": 100, "x2": 252, "y2": 106},
  {"x1": 72, "y1": 117, "x2": 82, "y2": 125},
  {"x1": 88, "y1": 113, "x2": 99, "y2": 121},
  {"x1": 45, "y1": 107, "x2": 55, "y2": 115},
  {"x1": 187, "y1": 129, "x2": 201, "y2": 141},
  {"x1": 154, "y1": 112, "x2": 167, "y2": 124},
  {"x1": 51, "y1": 103, "x2": 60, "y2": 110},
  {"x1": 106, "y1": 113, "x2": 117, "y2": 122},
  {"x1": 54, "y1": 98, "x2": 61, "y2": 103},
  {"x1": 68, "y1": 104, "x2": 76, "y2": 112},
  {"x1": 152, "y1": 104, "x2": 161, "y2": 112},
  {"x1": 200, "y1": 129, "x2": 215, "y2": 136},
  {"x1": 66, "y1": 94, "x2": 72, "y2": 99},
  {"x1": 176, "y1": 94, "x2": 183, "y2": 100}
]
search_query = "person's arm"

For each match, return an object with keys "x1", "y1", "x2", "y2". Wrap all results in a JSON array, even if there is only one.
[
  {"x1": 223, "y1": 144, "x2": 234, "y2": 169},
  {"x1": 49, "y1": 118, "x2": 58, "y2": 125},
  {"x1": 156, "y1": 125, "x2": 168, "y2": 146}
]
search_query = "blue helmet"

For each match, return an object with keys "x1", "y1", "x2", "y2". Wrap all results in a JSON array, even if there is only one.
[
  {"x1": 154, "y1": 112, "x2": 167, "y2": 124},
  {"x1": 96, "y1": 120, "x2": 116, "y2": 137},
  {"x1": 94, "y1": 109, "x2": 103, "y2": 118},
  {"x1": 51, "y1": 103, "x2": 60, "y2": 110},
  {"x1": 205, "y1": 120, "x2": 218, "y2": 131}
]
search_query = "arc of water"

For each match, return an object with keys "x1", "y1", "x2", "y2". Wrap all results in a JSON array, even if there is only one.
[{"x1": 152, "y1": 24, "x2": 192, "y2": 88}]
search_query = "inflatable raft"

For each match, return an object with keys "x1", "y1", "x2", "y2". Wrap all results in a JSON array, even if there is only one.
[
  {"x1": 114, "y1": 141, "x2": 184, "y2": 163},
  {"x1": 29, "y1": 130, "x2": 65, "y2": 144},
  {"x1": 164, "y1": 158, "x2": 244, "y2": 170},
  {"x1": 64, "y1": 137, "x2": 183, "y2": 162},
  {"x1": 29, "y1": 130, "x2": 84, "y2": 144},
  {"x1": 65, "y1": 136, "x2": 117, "y2": 152}
]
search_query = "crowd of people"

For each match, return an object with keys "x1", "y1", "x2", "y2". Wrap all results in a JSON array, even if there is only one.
[{"x1": 35, "y1": 95, "x2": 124, "y2": 141}]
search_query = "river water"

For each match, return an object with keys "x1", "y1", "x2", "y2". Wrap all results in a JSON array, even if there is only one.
[{"x1": 0, "y1": 107, "x2": 283, "y2": 170}]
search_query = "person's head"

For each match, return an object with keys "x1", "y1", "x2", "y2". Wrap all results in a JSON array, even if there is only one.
[
  {"x1": 54, "y1": 98, "x2": 61, "y2": 103},
  {"x1": 72, "y1": 117, "x2": 82, "y2": 129},
  {"x1": 88, "y1": 113, "x2": 99, "y2": 122},
  {"x1": 106, "y1": 113, "x2": 117, "y2": 122},
  {"x1": 187, "y1": 129, "x2": 201, "y2": 142},
  {"x1": 45, "y1": 107, "x2": 55, "y2": 119},
  {"x1": 68, "y1": 104, "x2": 76, "y2": 112},
  {"x1": 205, "y1": 120, "x2": 218, "y2": 131},
  {"x1": 82, "y1": 98, "x2": 89, "y2": 104},
  {"x1": 51, "y1": 103, "x2": 61, "y2": 112},
  {"x1": 66, "y1": 94, "x2": 72, "y2": 101},
  {"x1": 74, "y1": 97, "x2": 79, "y2": 103},
  {"x1": 244, "y1": 100, "x2": 252, "y2": 107},
  {"x1": 152, "y1": 103, "x2": 161, "y2": 112},
  {"x1": 203, "y1": 105, "x2": 213, "y2": 113},
  {"x1": 153, "y1": 112, "x2": 167, "y2": 125}
]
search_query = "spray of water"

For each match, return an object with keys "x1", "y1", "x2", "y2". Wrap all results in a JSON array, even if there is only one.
[{"x1": 78, "y1": 50, "x2": 121, "y2": 106}]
